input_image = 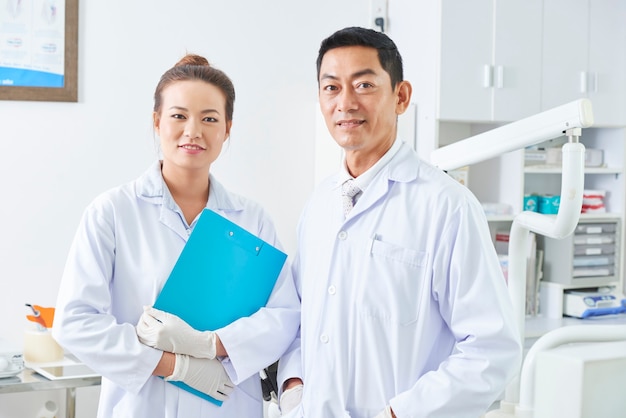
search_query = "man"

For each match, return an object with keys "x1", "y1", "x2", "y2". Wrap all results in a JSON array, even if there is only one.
[{"x1": 277, "y1": 27, "x2": 522, "y2": 418}]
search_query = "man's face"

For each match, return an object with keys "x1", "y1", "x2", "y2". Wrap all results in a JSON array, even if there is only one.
[{"x1": 318, "y1": 45, "x2": 407, "y2": 164}]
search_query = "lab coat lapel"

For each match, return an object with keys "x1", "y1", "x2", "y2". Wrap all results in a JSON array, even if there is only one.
[
  {"x1": 348, "y1": 175, "x2": 390, "y2": 219},
  {"x1": 135, "y1": 161, "x2": 193, "y2": 242},
  {"x1": 159, "y1": 206, "x2": 189, "y2": 241},
  {"x1": 348, "y1": 144, "x2": 419, "y2": 219}
]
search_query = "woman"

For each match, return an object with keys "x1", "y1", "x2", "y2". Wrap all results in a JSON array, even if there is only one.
[{"x1": 52, "y1": 54, "x2": 300, "y2": 417}]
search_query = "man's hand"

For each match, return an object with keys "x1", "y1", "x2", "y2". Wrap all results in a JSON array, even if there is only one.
[
  {"x1": 280, "y1": 378, "x2": 303, "y2": 414},
  {"x1": 166, "y1": 354, "x2": 234, "y2": 402},
  {"x1": 136, "y1": 306, "x2": 216, "y2": 359},
  {"x1": 374, "y1": 405, "x2": 396, "y2": 418}
]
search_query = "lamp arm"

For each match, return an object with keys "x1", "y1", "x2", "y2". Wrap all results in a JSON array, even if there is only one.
[
  {"x1": 430, "y1": 99, "x2": 593, "y2": 171},
  {"x1": 501, "y1": 140, "x2": 585, "y2": 410},
  {"x1": 513, "y1": 141, "x2": 585, "y2": 239},
  {"x1": 429, "y1": 100, "x2": 593, "y2": 418}
]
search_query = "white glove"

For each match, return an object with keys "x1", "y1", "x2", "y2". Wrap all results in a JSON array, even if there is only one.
[
  {"x1": 373, "y1": 405, "x2": 394, "y2": 418},
  {"x1": 136, "y1": 306, "x2": 216, "y2": 359},
  {"x1": 280, "y1": 383, "x2": 303, "y2": 414},
  {"x1": 166, "y1": 353, "x2": 234, "y2": 402}
]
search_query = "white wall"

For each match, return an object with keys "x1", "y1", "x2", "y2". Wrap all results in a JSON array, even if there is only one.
[{"x1": 0, "y1": 0, "x2": 368, "y2": 415}]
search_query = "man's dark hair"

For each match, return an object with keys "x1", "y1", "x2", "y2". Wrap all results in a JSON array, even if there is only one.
[{"x1": 316, "y1": 26, "x2": 404, "y2": 88}]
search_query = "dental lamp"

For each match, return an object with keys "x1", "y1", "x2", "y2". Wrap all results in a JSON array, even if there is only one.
[{"x1": 431, "y1": 99, "x2": 626, "y2": 417}]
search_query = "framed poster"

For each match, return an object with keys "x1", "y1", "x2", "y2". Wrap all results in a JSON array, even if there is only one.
[{"x1": 0, "y1": 0, "x2": 78, "y2": 102}]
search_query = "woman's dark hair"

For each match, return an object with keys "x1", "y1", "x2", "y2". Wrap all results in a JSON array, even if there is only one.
[
  {"x1": 153, "y1": 54, "x2": 235, "y2": 121},
  {"x1": 316, "y1": 27, "x2": 404, "y2": 89}
]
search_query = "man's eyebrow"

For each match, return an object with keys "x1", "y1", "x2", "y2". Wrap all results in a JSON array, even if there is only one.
[
  {"x1": 320, "y1": 68, "x2": 378, "y2": 81},
  {"x1": 351, "y1": 68, "x2": 377, "y2": 78},
  {"x1": 320, "y1": 73, "x2": 338, "y2": 81}
]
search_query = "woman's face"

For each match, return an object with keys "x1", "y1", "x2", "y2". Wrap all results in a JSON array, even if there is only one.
[{"x1": 154, "y1": 79, "x2": 231, "y2": 174}]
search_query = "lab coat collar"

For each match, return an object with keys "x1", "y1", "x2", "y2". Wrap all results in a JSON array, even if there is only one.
[
  {"x1": 385, "y1": 141, "x2": 420, "y2": 184},
  {"x1": 134, "y1": 161, "x2": 245, "y2": 240},
  {"x1": 336, "y1": 140, "x2": 416, "y2": 189},
  {"x1": 134, "y1": 161, "x2": 244, "y2": 213},
  {"x1": 343, "y1": 142, "x2": 420, "y2": 220},
  {"x1": 135, "y1": 161, "x2": 166, "y2": 201}
]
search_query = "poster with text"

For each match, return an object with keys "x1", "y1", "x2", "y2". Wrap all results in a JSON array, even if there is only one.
[{"x1": 0, "y1": 0, "x2": 66, "y2": 88}]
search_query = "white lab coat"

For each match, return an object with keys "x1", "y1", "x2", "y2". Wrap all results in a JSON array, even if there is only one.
[
  {"x1": 278, "y1": 142, "x2": 522, "y2": 418},
  {"x1": 53, "y1": 161, "x2": 300, "y2": 418}
]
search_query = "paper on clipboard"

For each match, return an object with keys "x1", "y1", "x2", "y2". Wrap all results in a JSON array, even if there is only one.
[{"x1": 153, "y1": 208, "x2": 287, "y2": 406}]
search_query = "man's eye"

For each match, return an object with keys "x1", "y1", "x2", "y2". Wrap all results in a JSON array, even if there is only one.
[
  {"x1": 323, "y1": 85, "x2": 337, "y2": 91},
  {"x1": 357, "y1": 82, "x2": 373, "y2": 89}
]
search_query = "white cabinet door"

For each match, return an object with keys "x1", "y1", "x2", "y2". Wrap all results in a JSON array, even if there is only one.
[
  {"x1": 587, "y1": 0, "x2": 626, "y2": 126},
  {"x1": 438, "y1": 0, "x2": 492, "y2": 121},
  {"x1": 541, "y1": 0, "x2": 588, "y2": 112},
  {"x1": 542, "y1": 0, "x2": 626, "y2": 126},
  {"x1": 492, "y1": 0, "x2": 543, "y2": 122},
  {"x1": 439, "y1": 0, "x2": 542, "y2": 122}
]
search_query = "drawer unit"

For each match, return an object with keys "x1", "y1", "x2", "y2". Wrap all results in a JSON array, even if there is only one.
[{"x1": 541, "y1": 219, "x2": 621, "y2": 287}]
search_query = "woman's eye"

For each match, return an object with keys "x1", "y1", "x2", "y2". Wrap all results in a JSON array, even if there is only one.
[
  {"x1": 203, "y1": 117, "x2": 218, "y2": 122},
  {"x1": 171, "y1": 114, "x2": 185, "y2": 119}
]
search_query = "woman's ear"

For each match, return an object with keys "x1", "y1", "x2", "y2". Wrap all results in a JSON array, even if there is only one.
[
  {"x1": 153, "y1": 112, "x2": 160, "y2": 133},
  {"x1": 224, "y1": 120, "x2": 233, "y2": 142}
]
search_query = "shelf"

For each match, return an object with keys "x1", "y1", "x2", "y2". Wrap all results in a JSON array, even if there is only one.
[
  {"x1": 524, "y1": 165, "x2": 622, "y2": 174},
  {"x1": 486, "y1": 215, "x2": 515, "y2": 222},
  {"x1": 525, "y1": 313, "x2": 626, "y2": 340},
  {"x1": 486, "y1": 213, "x2": 622, "y2": 223},
  {"x1": 542, "y1": 280, "x2": 620, "y2": 291},
  {"x1": 579, "y1": 213, "x2": 622, "y2": 220}
]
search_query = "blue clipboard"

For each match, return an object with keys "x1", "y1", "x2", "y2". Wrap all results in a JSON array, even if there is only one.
[{"x1": 153, "y1": 208, "x2": 287, "y2": 406}]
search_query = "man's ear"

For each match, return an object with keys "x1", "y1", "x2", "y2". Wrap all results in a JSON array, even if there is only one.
[{"x1": 395, "y1": 80, "x2": 413, "y2": 115}]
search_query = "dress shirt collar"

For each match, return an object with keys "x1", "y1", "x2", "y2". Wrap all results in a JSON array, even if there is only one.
[{"x1": 338, "y1": 138, "x2": 403, "y2": 191}]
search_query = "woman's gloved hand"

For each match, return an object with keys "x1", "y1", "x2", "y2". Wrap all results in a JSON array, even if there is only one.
[
  {"x1": 166, "y1": 354, "x2": 234, "y2": 402},
  {"x1": 136, "y1": 306, "x2": 216, "y2": 359}
]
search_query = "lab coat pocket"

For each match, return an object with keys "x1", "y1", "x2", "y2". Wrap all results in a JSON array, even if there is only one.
[{"x1": 359, "y1": 237, "x2": 428, "y2": 326}]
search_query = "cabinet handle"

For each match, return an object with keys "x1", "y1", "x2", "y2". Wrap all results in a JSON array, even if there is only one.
[
  {"x1": 592, "y1": 72, "x2": 598, "y2": 93},
  {"x1": 580, "y1": 71, "x2": 588, "y2": 94},
  {"x1": 496, "y1": 65, "x2": 504, "y2": 89},
  {"x1": 483, "y1": 64, "x2": 493, "y2": 88}
]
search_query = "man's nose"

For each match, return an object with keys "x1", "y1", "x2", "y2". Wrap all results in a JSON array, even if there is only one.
[{"x1": 337, "y1": 89, "x2": 358, "y2": 112}]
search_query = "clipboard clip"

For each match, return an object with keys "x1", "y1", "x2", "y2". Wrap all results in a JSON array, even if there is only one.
[{"x1": 226, "y1": 230, "x2": 263, "y2": 256}]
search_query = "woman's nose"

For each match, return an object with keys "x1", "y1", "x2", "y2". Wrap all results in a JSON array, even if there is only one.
[{"x1": 184, "y1": 119, "x2": 202, "y2": 138}]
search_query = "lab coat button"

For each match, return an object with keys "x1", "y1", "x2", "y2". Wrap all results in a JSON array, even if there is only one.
[
  {"x1": 320, "y1": 334, "x2": 329, "y2": 343},
  {"x1": 328, "y1": 285, "x2": 336, "y2": 295},
  {"x1": 338, "y1": 231, "x2": 348, "y2": 240}
]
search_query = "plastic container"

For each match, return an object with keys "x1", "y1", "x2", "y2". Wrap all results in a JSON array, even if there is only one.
[
  {"x1": 23, "y1": 329, "x2": 64, "y2": 363},
  {"x1": 538, "y1": 195, "x2": 560, "y2": 214},
  {"x1": 523, "y1": 195, "x2": 539, "y2": 212}
]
